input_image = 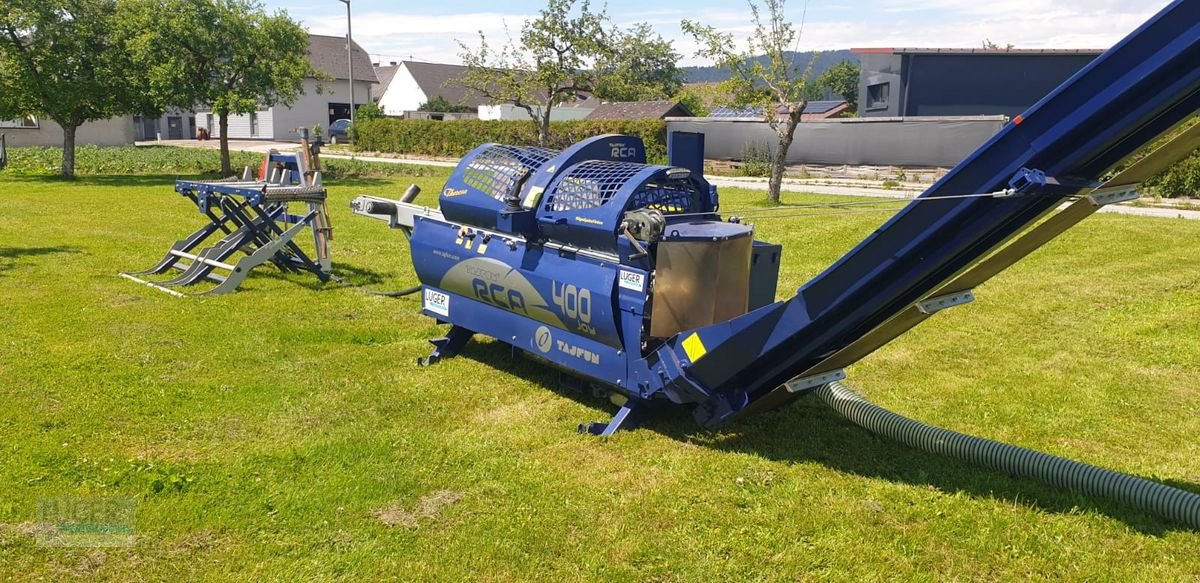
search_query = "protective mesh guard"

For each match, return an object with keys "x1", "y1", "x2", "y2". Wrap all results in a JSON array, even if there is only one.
[
  {"x1": 544, "y1": 160, "x2": 701, "y2": 214},
  {"x1": 461, "y1": 145, "x2": 558, "y2": 202}
]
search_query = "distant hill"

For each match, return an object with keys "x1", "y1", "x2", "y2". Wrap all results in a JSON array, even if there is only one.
[{"x1": 682, "y1": 49, "x2": 856, "y2": 84}]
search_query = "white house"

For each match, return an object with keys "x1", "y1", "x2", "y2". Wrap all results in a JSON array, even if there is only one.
[
  {"x1": 374, "y1": 60, "x2": 599, "y2": 121},
  {"x1": 1, "y1": 115, "x2": 135, "y2": 147},
  {"x1": 375, "y1": 60, "x2": 485, "y2": 116},
  {"x1": 196, "y1": 34, "x2": 377, "y2": 141},
  {"x1": 477, "y1": 102, "x2": 597, "y2": 121}
]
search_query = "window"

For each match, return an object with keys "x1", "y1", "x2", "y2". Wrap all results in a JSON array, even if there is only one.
[
  {"x1": 867, "y1": 83, "x2": 890, "y2": 111},
  {"x1": 0, "y1": 115, "x2": 39, "y2": 129},
  {"x1": 249, "y1": 112, "x2": 259, "y2": 136}
]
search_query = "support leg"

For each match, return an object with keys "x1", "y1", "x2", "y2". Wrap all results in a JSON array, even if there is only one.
[
  {"x1": 418, "y1": 325, "x2": 474, "y2": 367},
  {"x1": 579, "y1": 402, "x2": 642, "y2": 437}
]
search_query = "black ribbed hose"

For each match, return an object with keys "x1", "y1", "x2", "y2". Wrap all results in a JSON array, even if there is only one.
[{"x1": 817, "y1": 381, "x2": 1200, "y2": 528}]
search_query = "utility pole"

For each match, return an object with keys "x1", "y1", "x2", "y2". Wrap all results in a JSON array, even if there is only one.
[{"x1": 338, "y1": 0, "x2": 354, "y2": 147}]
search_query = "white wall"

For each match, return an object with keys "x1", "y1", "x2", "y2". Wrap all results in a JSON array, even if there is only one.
[
  {"x1": 271, "y1": 78, "x2": 374, "y2": 142},
  {"x1": 478, "y1": 103, "x2": 596, "y2": 121},
  {"x1": 2, "y1": 116, "x2": 136, "y2": 147},
  {"x1": 196, "y1": 109, "x2": 274, "y2": 140},
  {"x1": 377, "y1": 64, "x2": 427, "y2": 116}
]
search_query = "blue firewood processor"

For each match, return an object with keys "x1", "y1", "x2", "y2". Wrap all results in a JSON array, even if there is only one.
[{"x1": 353, "y1": 0, "x2": 1200, "y2": 526}]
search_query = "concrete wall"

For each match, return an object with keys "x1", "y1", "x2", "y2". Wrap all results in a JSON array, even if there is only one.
[
  {"x1": 378, "y1": 65, "x2": 426, "y2": 116},
  {"x1": 2, "y1": 116, "x2": 136, "y2": 147},
  {"x1": 666, "y1": 116, "x2": 1009, "y2": 167}
]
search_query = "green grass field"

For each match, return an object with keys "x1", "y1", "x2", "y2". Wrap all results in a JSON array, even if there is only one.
[{"x1": 2, "y1": 168, "x2": 1199, "y2": 580}]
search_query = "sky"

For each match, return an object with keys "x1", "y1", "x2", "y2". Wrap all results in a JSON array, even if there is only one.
[{"x1": 263, "y1": 0, "x2": 1174, "y2": 67}]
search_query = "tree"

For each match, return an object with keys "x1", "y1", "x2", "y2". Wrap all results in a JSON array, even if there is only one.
[
  {"x1": 457, "y1": 0, "x2": 609, "y2": 146},
  {"x1": 355, "y1": 100, "x2": 385, "y2": 121},
  {"x1": 417, "y1": 96, "x2": 473, "y2": 113},
  {"x1": 982, "y1": 39, "x2": 1015, "y2": 50},
  {"x1": 684, "y1": 0, "x2": 817, "y2": 204},
  {"x1": 593, "y1": 23, "x2": 683, "y2": 102},
  {"x1": 817, "y1": 60, "x2": 859, "y2": 111},
  {"x1": 124, "y1": 0, "x2": 318, "y2": 175},
  {"x1": 0, "y1": 0, "x2": 152, "y2": 177}
]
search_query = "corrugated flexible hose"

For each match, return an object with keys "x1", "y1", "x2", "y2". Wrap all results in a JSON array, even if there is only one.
[{"x1": 817, "y1": 381, "x2": 1200, "y2": 528}]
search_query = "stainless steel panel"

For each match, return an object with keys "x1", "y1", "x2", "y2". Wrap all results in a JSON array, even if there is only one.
[{"x1": 651, "y1": 235, "x2": 752, "y2": 337}]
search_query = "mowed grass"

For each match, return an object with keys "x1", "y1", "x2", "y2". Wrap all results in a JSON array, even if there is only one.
[{"x1": 1, "y1": 169, "x2": 1199, "y2": 580}]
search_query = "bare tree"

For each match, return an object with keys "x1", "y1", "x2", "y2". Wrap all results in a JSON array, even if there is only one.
[
  {"x1": 457, "y1": 0, "x2": 608, "y2": 146},
  {"x1": 684, "y1": 0, "x2": 816, "y2": 203}
]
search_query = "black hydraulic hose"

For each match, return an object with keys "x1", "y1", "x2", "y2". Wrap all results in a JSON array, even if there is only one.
[
  {"x1": 817, "y1": 381, "x2": 1200, "y2": 529},
  {"x1": 328, "y1": 273, "x2": 422, "y2": 297}
]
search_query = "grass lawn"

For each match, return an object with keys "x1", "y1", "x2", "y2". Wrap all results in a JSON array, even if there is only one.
[{"x1": 1, "y1": 168, "x2": 1199, "y2": 580}]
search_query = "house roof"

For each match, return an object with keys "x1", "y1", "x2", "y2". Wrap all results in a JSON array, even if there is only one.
[
  {"x1": 586, "y1": 100, "x2": 693, "y2": 120},
  {"x1": 851, "y1": 47, "x2": 1105, "y2": 56},
  {"x1": 373, "y1": 64, "x2": 400, "y2": 99},
  {"x1": 401, "y1": 61, "x2": 487, "y2": 109},
  {"x1": 307, "y1": 34, "x2": 378, "y2": 83}
]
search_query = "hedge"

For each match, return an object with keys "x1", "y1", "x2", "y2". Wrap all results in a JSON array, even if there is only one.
[
  {"x1": 0, "y1": 145, "x2": 441, "y2": 179},
  {"x1": 351, "y1": 118, "x2": 669, "y2": 163}
]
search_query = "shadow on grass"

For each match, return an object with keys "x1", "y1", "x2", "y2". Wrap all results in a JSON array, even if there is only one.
[
  {"x1": 0, "y1": 246, "x2": 82, "y2": 276},
  {"x1": 253, "y1": 261, "x2": 409, "y2": 292},
  {"x1": 437, "y1": 339, "x2": 1198, "y2": 536}
]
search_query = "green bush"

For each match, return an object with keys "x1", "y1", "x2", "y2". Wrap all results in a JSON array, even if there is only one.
[
  {"x1": 319, "y1": 157, "x2": 440, "y2": 179},
  {"x1": 0, "y1": 145, "x2": 439, "y2": 179},
  {"x1": 1, "y1": 145, "x2": 260, "y2": 176},
  {"x1": 352, "y1": 118, "x2": 668, "y2": 163},
  {"x1": 1149, "y1": 150, "x2": 1200, "y2": 198},
  {"x1": 736, "y1": 142, "x2": 772, "y2": 177}
]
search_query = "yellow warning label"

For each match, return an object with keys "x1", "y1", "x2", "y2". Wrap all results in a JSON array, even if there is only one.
[{"x1": 682, "y1": 333, "x2": 708, "y2": 363}]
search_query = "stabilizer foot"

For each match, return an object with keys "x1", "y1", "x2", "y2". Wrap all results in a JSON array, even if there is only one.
[
  {"x1": 418, "y1": 325, "x2": 474, "y2": 366},
  {"x1": 579, "y1": 403, "x2": 641, "y2": 437}
]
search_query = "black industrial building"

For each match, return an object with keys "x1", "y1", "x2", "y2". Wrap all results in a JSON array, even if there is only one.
[{"x1": 852, "y1": 48, "x2": 1104, "y2": 118}]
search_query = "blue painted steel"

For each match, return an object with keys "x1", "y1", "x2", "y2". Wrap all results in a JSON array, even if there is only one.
[
  {"x1": 409, "y1": 216, "x2": 627, "y2": 349},
  {"x1": 388, "y1": 0, "x2": 1200, "y2": 429},
  {"x1": 667, "y1": 0, "x2": 1200, "y2": 425}
]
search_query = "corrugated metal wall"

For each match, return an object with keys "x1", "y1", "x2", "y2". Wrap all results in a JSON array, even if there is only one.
[
  {"x1": 197, "y1": 110, "x2": 275, "y2": 139},
  {"x1": 666, "y1": 116, "x2": 1008, "y2": 167}
]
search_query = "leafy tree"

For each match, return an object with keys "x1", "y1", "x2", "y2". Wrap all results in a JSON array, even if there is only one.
[
  {"x1": 673, "y1": 88, "x2": 711, "y2": 118},
  {"x1": 593, "y1": 23, "x2": 683, "y2": 102},
  {"x1": 417, "y1": 96, "x2": 473, "y2": 113},
  {"x1": 0, "y1": 0, "x2": 152, "y2": 177},
  {"x1": 817, "y1": 60, "x2": 859, "y2": 110},
  {"x1": 684, "y1": 0, "x2": 818, "y2": 203},
  {"x1": 355, "y1": 100, "x2": 386, "y2": 121},
  {"x1": 124, "y1": 0, "x2": 318, "y2": 174},
  {"x1": 982, "y1": 39, "x2": 1015, "y2": 50},
  {"x1": 457, "y1": 0, "x2": 609, "y2": 146}
]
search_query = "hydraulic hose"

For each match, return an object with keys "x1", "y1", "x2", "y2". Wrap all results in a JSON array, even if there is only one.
[{"x1": 817, "y1": 381, "x2": 1200, "y2": 529}]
